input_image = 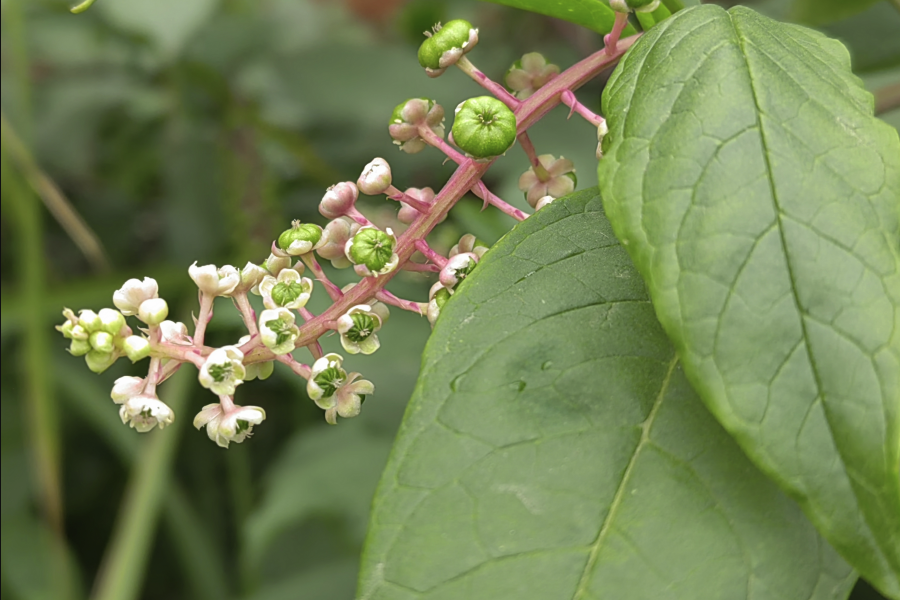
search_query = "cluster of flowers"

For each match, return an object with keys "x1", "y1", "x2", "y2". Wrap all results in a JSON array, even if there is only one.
[{"x1": 57, "y1": 17, "x2": 632, "y2": 448}]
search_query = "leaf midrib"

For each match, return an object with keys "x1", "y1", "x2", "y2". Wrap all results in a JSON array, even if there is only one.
[{"x1": 571, "y1": 354, "x2": 680, "y2": 600}]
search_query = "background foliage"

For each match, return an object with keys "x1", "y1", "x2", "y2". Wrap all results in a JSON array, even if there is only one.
[{"x1": 0, "y1": 1, "x2": 897, "y2": 599}]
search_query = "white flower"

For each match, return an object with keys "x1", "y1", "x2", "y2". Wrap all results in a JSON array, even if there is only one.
[
  {"x1": 193, "y1": 403, "x2": 266, "y2": 448},
  {"x1": 517, "y1": 155, "x2": 576, "y2": 208},
  {"x1": 336, "y1": 304, "x2": 382, "y2": 355},
  {"x1": 119, "y1": 393, "x2": 175, "y2": 432},
  {"x1": 122, "y1": 335, "x2": 151, "y2": 362},
  {"x1": 198, "y1": 346, "x2": 246, "y2": 396},
  {"x1": 113, "y1": 277, "x2": 159, "y2": 316},
  {"x1": 160, "y1": 320, "x2": 192, "y2": 345},
  {"x1": 306, "y1": 353, "x2": 374, "y2": 424},
  {"x1": 505, "y1": 52, "x2": 560, "y2": 100},
  {"x1": 258, "y1": 269, "x2": 313, "y2": 310},
  {"x1": 449, "y1": 233, "x2": 489, "y2": 259},
  {"x1": 259, "y1": 308, "x2": 300, "y2": 355},
  {"x1": 189, "y1": 262, "x2": 241, "y2": 297},
  {"x1": 264, "y1": 253, "x2": 295, "y2": 277},
  {"x1": 427, "y1": 282, "x2": 452, "y2": 327},
  {"x1": 111, "y1": 376, "x2": 144, "y2": 404},
  {"x1": 439, "y1": 252, "x2": 479, "y2": 290},
  {"x1": 236, "y1": 261, "x2": 268, "y2": 293}
]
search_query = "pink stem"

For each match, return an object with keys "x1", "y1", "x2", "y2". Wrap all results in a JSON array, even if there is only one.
[
  {"x1": 414, "y1": 239, "x2": 449, "y2": 268},
  {"x1": 346, "y1": 207, "x2": 372, "y2": 226},
  {"x1": 417, "y1": 125, "x2": 467, "y2": 164},
  {"x1": 402, "y1": 262, "x2": 440, "y2": 273},
  {"x1": 193, "y1": 293, "x2": 215, "y2": 347},
  {"x1": 604, "y1": 12, "x2": 630, "y2": 55},
  {"x1": 154, "y1": 342, "x2": 206, "y2": 367},
  {"x1": 143, "y1": 357, "x2": 161, "y2": 395},
  {"x1": 231, "y1": 292, "x2": 258, "y2": 335},
  {"x1": 307, "y1": 342, "x2": 324, "y2": 360},
  {"x1": 517, "y1": 131, "x2": 550, "y2": 181},
  {"x1": 298, "y1": 307, "x2": 316, "y2": 322},
  {"x1": 219, "y1": 394, "x2": 236, "y2": 412},
  {"x1": 386, "y1": 184, "x2": 432, "y2": 213},
  {"x1": 375, "y1": 290, "x2": 425, "y2": 315},
  {"x1": 473, "y1": 182, "x2": 529, "y2": 221},
  {"x1": 455, "y1": 57, "x2": 521, "y2": 110},
  {"x1": 300, "y1": 254, "x2": 343, "y2": 301},
  {"x1": 275, "y1": 354, "x2": 311, "y2": 379},
  {"x1": 560, "y1": 90, "x2": 606, "y2": 127}
]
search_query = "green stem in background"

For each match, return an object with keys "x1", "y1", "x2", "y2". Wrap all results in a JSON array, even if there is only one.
[
  {"x1": 891, "y1": 0, "x2": 900, "y2": 15},
  {"x1": 90, "y1": 368, "x2": 192, "y2": 600},
  {"x1": 228, "y1": 449, "x2": 254, "y2": 595},
  {"x1": 1, "y1": 114, "x2": 111, "y2": 272},
  {"x1": 56, "y1": 360, "x2": 231, "y2": 600},
  {"x1": 70, "y1": 0, "x2": 97, "y2": 13},
  {"x1": 661, "y1": 0, "x2": 686, "y2": 13}
]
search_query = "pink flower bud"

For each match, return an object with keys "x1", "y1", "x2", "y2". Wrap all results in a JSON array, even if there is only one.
[{"x1": 320, "y1": 182, "x2": 359, "y2": 219}]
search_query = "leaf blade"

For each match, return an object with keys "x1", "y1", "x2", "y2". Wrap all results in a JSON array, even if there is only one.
[
  {"x1": 477, "y1": 0, "x2": 636, "y2": 36},
  {"x1": 357, "y1": 190, "x2": 855, "y2": 600},
  {"x1": 598, "y1": 6, "x2": 900, "y2": 597}
]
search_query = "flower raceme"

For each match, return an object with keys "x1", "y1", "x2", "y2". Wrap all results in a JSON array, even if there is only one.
[{"x1": 57, "y1": 13, "x2": 623, "y2": 446}]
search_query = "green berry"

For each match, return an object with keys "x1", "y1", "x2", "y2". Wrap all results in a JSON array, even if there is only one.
[
  {"x1": 417, "y1": 20, "x2": 478, "y2": 71},
  {"x1": 452, "y1": 97, "x2": 517, "y2": 159}
]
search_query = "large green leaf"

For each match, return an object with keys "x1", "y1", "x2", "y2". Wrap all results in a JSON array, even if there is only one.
[
  {"x1": 356, "y1": 190, "x2": 855, "y2": 600},
  {"x1": 790, "y1": 0, "x2": 883, "y2": 27},
  {"x1": 598, "y1": 6, "x2": 900, "y2": 597},
  {"x1": 477, "y1": 0, "x2": 636, "y2": 36}
]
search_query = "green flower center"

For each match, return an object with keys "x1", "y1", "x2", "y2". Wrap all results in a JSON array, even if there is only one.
[
  {"x1": 314, "y1": 367, "x2": 346, "y2": 399},
  {"x1": 271, "y1": 281, "x2": 307, "y2": 307},
  {"x1": 208, "y1": 363, "x2": 233, "y2": 383},
  {"x1": 265, "y1": 318, "x2": 295, "y2": 346},
  {"x1": 346, "y1": 313, "x2": 378, "y2": 343}
]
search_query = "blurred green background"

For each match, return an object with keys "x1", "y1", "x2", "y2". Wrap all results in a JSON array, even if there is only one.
[{"x1": 1, "y1": 1, "x2": 897, "y2": 599}]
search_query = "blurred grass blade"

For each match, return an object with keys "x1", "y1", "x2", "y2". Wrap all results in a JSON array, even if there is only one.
[
  {"x1": 57, "y1": 360, "x2": 231, "y2": 600},
  {"x1": 90, "y1": 368, "x2": 192, "y2": 600},
  {"x1": 1, "y1": 143, "x2": 64, "y2": 539},
  {"x1": 70, "y1": 0, "x2": 98, "y2": 13},
  {"x1": 1, "y1": 113, "x2": 111, "y2": 272}
]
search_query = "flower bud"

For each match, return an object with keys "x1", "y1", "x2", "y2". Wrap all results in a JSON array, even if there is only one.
[
  {"x1": 123, "y1": 335, "x2": 151, "y2": 362},
  {"x1": 357, "y1": 158, "x2": 392, "y2": 195},
  {"x1": 259, "y1": 308, "x2": 300, "y2": 355},
  {"x1": 534, "y1": 196, "x2": 556, "y2": 211},
  {"x1": 113, "y1": 277, "x2": 159, "y2": 316},
  {"x1": 89, "y1": 331, "x2": 115, "y2": 354},
  {"x1": 160, "y1": 321, "x2": 192, "y2": 345},
  {"x1": 138, "y1": 298, "x2": 169, "y2": 326},
  {"x1": 452, "y1": 97, "x2": 517, "y2": 160},
  {"x1": 68, "y1": 338, "x2": 92, "y2": 356},
  {"x1": 235, "y1": 262, "x2": 267, "y2": 294},
  {"x1": 85, "y1": 349, "x2": 117, "y2": 374},
  {"x1": 277, "y1": 220, "x2": 324, "y2": 256},
  {"x1": 596, "y1": 121, "x2": 609, "y2": 159},
  {"x1": 319, "y1": 182, "x2": 359, "y2": 219},
  {"x1": 389, "y1": 98, "x2": 445, "y2": 154},
  {"x1": 264, "y1": 253, "x2": 293, "y2": 277},
  {"x1": 97, "y1": 308, "x2": 126, "y2": 336},
  {"x1": 345, "y1": 227, "x2": 399, "y2": 277},
  {"x1": 317, "y1": 217, "x2": 361, "y2": 269},
  {"x1": 78, "y1": 309, "x2": 102, "y2": 333},
  {"x1": 505, "y1": 53, "x2": 560, "y2": 100},
  {"x1": 449, "y1": 233, "x2": 489, "y2": 259},
  {"x1": 439, "y1": 252, "x2": 479, "y2": 290},
  {"x1": 418, "y1": 20, "x2": 479, "y2": 76},
  {"x1": 397, "y1": 187, "x2": 435, "y2": 224}
]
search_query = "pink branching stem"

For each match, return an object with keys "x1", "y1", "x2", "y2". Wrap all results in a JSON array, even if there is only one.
[
  {"x1": 375, "y1": 289, "x2": 425, "y2": 315},
  {"x1": 155, "y1": 342, "x2": 206, "y2": 367},
  {"x1": 193, "y1": 293, "x2": 214, "y2": 347},
  {"x1": 455, "y1": 57, "x2": 521, "y2": 109},
  {"x1": 402, "y1": 262, "x2": 440, "y2": 272},
  {"x1": 157, "y1": 361, "x2": 182, "y2": 385},
  {"x1": 416, "y1": 124, "x2": 467, "y2": 164},
  {"x1": 385, "y1": 185, "x2": 432, "y2": 212},
  {"x1": 219, "y1": 394, "x2": 236, "y2": 412},
  {"x1": 231, "y1": 292, "x2": 259, "y2": 335},
  {"x1": 560, "y1": 90, "x2": 606, "y2": 127},
  {"x1": 298, "y1": 307, "x2": 316, "y2": 322},
  {"x1": 237, "y1": 34, "x2": 640, "y2": 367},
  {"x1": 604, "y1": 12, "x2": 630, "y2": 55},
  {"x1": 517, "y1": 131, "x2": 550, "y2": 181},
  {"x1": 275, "y1": 354, "x2": 311, "y2": 379},
  {"x1": 144, "y1": 357, "x2": 162, "y2": 395},
  {"x1": 307, "y1": 342, "x2": 324, "y2": 360},
  {"x1": 414, "y1": 239, "x2": 449, "y2": 268},
  {"x1": 300, "y1": 254, "x2": 343, "y2": 301},
  {"x1": 472, "y1": 182, "x2": 529, "y2": 221},
  {"x1": 346, "y1": 207, "x2": 372, "y2": 226}
]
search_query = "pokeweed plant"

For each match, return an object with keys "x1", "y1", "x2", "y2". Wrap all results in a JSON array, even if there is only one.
[{"x1": 60, "y1": 0, "x2": 899, "y2": 598}]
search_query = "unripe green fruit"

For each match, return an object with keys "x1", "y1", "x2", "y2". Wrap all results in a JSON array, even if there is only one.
[
  {"x1": 452, "y1": 97, "x2": 517, "y2": 159},
  {"x1": 278, "y1": 221, "x2": 323, "y2": 255},
  {"x1": 417, "y1": 20, "x2": 477, "y2": 70}
]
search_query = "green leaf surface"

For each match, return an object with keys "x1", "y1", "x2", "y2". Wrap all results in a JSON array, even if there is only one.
[
  {"x1": 477, "y1": 0, "x2": 636, "y2": 36},
  {"x1": 357, "y1": 190, "x2": 855, "y2": 600},
  {"x1": 790, "y1": 0, "x2": 884, "y2": 27},
  {"x1": 598, "y1": 6, "x2": 900, "y2": 597}
]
